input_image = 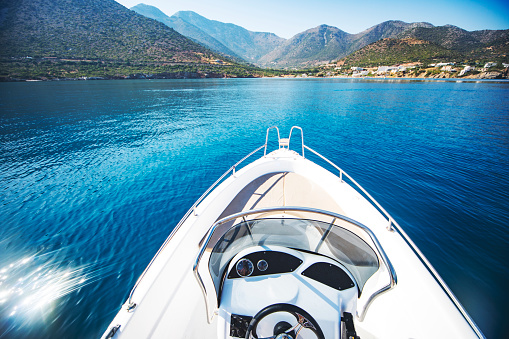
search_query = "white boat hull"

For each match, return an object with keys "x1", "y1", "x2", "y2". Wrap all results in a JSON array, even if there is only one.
[{"x1": 102, "y1": 128, "x2": 483, "y2": 339}]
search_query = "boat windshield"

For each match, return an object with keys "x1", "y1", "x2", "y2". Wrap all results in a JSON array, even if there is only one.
[{"x1": 209, "y1": 218, "x2": 379, "y2": 295}]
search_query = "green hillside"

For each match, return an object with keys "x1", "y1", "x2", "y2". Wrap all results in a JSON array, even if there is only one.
[
  {"x1": 130, "y1": 4, "x2": 243, "y2": 61},
  {"x1": 340, "y1": 38, "x2": 462, "y2": 67},
  {"x1": 0, "y1": 0, "x2": 213, "y2": 62},
  {"x1": 259, "y1": 25, "x2": 350, "y2": 68},
  {"x1": 0, "y1": 0, "x2": 273, "y2": 79},
  {"x1": 398, "y1": 26, "x2": 509, "y2": 63},
  {"x1": 171, "y1": 11, "x2": 285, "y2": 63}
]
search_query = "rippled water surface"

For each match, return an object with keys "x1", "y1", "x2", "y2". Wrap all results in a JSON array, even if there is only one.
[{"x1": 1, "y1": 79, "x2": 508, "y2": 338}]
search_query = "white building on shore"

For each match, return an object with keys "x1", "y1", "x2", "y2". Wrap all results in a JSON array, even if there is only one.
[
  {"x1": 459, "y1": 66, "x2": 473, "y2": 76},
  {"x1": 376, "y1": 66, "x2": 398, "y2": 74},
  {"x1": 352, "y1": 70, "x2": 369, "y2": 77}
]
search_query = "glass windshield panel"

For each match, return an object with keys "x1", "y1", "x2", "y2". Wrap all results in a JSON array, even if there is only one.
[{"x1": 209, "y1": 218, "x2": 379, "y2": 294}]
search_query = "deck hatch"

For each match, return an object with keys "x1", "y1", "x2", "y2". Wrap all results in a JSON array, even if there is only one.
[{"x1": 301, "y1": 262, "x2": 355, "y2": 291}]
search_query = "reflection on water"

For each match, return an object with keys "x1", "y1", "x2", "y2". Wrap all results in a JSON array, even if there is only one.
[{"x1": 0, "y1": 250, "x2": 111, "y2": 337}]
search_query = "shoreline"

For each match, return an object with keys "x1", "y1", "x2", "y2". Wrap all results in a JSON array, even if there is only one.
[
  {"x1": 2, "y1": 75, "x2": 508, "y2": 82},
  {"x1": 0, "y1": 68, "x2": 509, "y2": 82}
]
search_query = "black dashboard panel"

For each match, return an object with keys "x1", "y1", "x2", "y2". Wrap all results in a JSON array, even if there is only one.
[
  {"x1": 228, "y1": 251, "x2": 303, "y2": 279},
  {"x1": 230, "y1": 314, "x2": 252, "y2": 338},
  {"x1": 301, "y1": 262, "x2": 355, "y2": 291}
]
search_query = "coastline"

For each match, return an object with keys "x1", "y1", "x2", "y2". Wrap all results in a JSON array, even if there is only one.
[{"x1": 2, "y1": 72, "x2": 508, "y2": 82}]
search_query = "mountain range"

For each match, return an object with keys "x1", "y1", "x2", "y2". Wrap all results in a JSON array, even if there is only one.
[
  {"x1": 131, "y1": 4, "x2": 509, "y2": 68},
  {"x1": 0, "y1": 0, "x2": 283, "y2": 80},
  {"x1": 0, "y1": 0, "x2": 507, "y2": 81},
  {"x1": 339, "y1": 38, "x2": 462, "y2": 67},
  {"x1": 0, "y1": 0, "x2": 225, "y2": 64},
  {"x1": 130, "y1": 5, "x2": 285, "y2": 65}
]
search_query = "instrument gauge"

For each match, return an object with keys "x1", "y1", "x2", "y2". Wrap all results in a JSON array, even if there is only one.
[
  {"x1": 236, "y1": 258, "x2": 254, "y2": 277},
  {"x1": 257, "y1": 259, "x2": 268, "y2": 272}
]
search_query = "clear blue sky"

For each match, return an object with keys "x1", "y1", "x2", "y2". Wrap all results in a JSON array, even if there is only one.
[{"x1": 115, "y1": 0, "x2": 509, "y2": 39}]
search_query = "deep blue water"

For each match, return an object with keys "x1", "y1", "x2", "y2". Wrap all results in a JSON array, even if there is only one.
[{"x1": 0, "y1": 78, "x2": 508, "y2": 338}]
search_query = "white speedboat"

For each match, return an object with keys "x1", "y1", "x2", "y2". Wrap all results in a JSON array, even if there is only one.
[{"x1": 102, "y1": 127, "x2": 484, "y2": 339}]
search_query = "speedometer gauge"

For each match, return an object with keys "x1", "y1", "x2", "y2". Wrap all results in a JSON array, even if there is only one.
[{"x1": 236, "y1": 258, "x2": 254, "y2": 277}]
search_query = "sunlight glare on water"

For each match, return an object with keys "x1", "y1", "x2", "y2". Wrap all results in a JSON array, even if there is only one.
[{"x1": 0, "y1": 250, "x2": 110, "y2": 337}]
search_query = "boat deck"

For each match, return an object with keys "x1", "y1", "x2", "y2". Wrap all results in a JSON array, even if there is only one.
[
  {"x1": 102, "y1": 146, "x2": 482, "y2": 339},
  {"x1": 218, "y1": 172, "x2": 345, "y2": 220}
]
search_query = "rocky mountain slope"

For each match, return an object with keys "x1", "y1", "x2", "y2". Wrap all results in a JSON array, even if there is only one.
[
  {"x1": 258, "y1": 25, "x2": 350, "y2": 68},
  {"x1": 339, "y1": 38, "x2": 462, "y2": 67},
  {"x1": 0, "y1": 0, "x2": 219, "y2": 63},
  {"x1": 170, "y1": 11, "x2": 285, "y2": 64},
  {"x1": 398, "y1": 25, "x2": 509, "y2": 62},
  {"x1": 347, "y1": 21, "x2": 434, "y2": 53},
  {"x1": 130, "y1": 4, "x2": 241, "y2": 60},
  {"x1": 130, "y1": 4, "x2": 508, "y2": 69},
  {"x1": 266, "y1": 23, "x2": 508, "y2": 68},
  {"x1": 130, "y1": 5, "x2": 286, "y2": 65},
  {"x1": 257, "y1": 21, "x2": 432, "y2": 67}
]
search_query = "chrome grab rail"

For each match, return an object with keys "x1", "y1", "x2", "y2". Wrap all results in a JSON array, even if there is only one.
[
  {"x1": 391, "y1": 221, "x2": 486, "y2": 339},
  {"x1": 126, "y1": 143, "x2": 266, "y2": 306},
  {"x1": 193, "y1": 206, "x2": 397, "y2": 323},
  {"x1": 127, "y1": 126, "x2": 484, "y2": 338},
  {"x1": 264, "y1": 126, "x2": 280, "y2": 156},
  {"x1": 303, "y1": 145, "x2": 396, "y2": 231},
  {"x1": 288, "y1": 126, "x2": 305, "y2": 157},
  {"x1": 300, "y1": 146, "x2": 484, "y2": 338},
  {"x1": 264, "y1": 125, "x2": 305, "y2": 157}
]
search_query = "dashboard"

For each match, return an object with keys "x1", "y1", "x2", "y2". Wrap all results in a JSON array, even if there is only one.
[
  {"x1": 219, "y1": 246, "x2": 358, "y2": 339},
  {"x1": 227, "y1": 249, "x2": 355, "y2": 291}
]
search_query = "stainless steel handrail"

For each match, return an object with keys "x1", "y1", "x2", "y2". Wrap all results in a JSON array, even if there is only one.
[
  {"x1": 193, "y1": 206, "x2": 397, "y2": 322},
  {"x1": 304, "y1": 145, "x2": 397, "y2": 231},
  {"x1": 393, "y1": 222, "x2": 486, "y2": 339},
  {"x1": 126, "y1": 143, "x2": 266, "y2": 306},
  {"x1": 288, "y1": 126, "x2": 305, "y2": 157},
  {"x1": 301, "y1": 145, "x2": 484, "y2": 338},
  {"x1": 126, "y1": 126, "x2": 484, "y2": 338},
  {"x1": 264, "y1": 126, "x2": 280, "y2": 156}
]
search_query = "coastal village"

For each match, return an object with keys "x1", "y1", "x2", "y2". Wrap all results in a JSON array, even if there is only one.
[{"x1": 293, "y1": 61, "x2": 509, "y2": 79}]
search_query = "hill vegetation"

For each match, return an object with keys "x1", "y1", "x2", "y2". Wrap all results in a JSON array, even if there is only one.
[
  {"x1": 0, "y1": 0, "x2": 274, "y2": 80},
  {"x1": 268, "y1": 22, "x2": 507, "y2": 68},
  {"x1": 400, "y1": 25, "x2": 509, "y2": 53},
  {"x1": 339, "y1": 38, "x2": 462, "y2": 67},
  {"x1": 258, "y1": 21, "x2": 440, "y2": 68},
  {"x1": 0, "y1": 0, "x2": 212, "y2": 62},
  {"x1": 130, "y1": 5, "x2": 286, "y2": 65},
  {"x1": 348, "y1": 21, "x2": 434, "y2": 51},
  {"x1": 130, "y1": 4, "x2": 243, "y2": 62},
  {"x1": 396, "y1": 26, "x2": 509, "y2": 64}
]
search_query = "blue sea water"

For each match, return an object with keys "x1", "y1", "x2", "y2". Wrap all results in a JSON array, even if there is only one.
[{"x1": 0, "y1": 78, "x2": 508, "y2": 338}]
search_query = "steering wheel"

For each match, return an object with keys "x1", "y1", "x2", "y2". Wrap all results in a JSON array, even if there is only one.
[{"x1": 245, "y1": 303, "x2": 325, "y2": 339}]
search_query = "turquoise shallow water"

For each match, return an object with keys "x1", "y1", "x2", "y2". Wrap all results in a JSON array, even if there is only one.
[{"x1": 0, "y1": 78, "x2": 508, "y2": 338}]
